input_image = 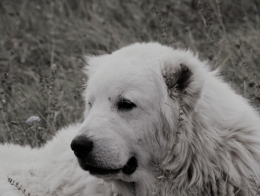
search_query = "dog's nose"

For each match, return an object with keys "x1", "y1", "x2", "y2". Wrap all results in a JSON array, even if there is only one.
[{"x1": 71, "y1": 135, "x2": 93, "y2": 159}]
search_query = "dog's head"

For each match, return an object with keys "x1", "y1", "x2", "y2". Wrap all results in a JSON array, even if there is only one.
[{"x1": 71, "y1": 42, "x2": 206, "y2": 194}]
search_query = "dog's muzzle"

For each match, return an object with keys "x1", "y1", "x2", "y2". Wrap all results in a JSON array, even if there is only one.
[{"x1": 71, "y1": 135, "x2": 138, "y2": 176}]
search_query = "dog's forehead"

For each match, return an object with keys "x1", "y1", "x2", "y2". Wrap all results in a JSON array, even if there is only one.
[
  {"x1": 87, "y1": 60, "x2": 159, "y2": 97},
  {"x1": 85, "y1": 43, "x2": 186, "y2": 100},
  {"x1": 86, "y1": 52, "x2": 168, "y2": 100}
]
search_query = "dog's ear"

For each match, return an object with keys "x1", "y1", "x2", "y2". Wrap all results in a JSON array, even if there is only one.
[
  {"x1": 83, "y1": 53, "x2": 109, "y2": 78},
  {"x1": 82, "y1": 55, "x2": 104, "y2": 117},
  {"x1": 162, "y1": 62, "x2": 205, "y2": 113},
  {"x1": 163, "y1": 63, "x2": 192, "y2": 92},
  {"x1": 83, "y1": 55, "x2": 99, "y2": 78}
]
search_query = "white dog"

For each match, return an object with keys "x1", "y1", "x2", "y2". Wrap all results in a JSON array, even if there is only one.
[{"x1": 1, "y1": 42, "x2": 260, "y2": 196}]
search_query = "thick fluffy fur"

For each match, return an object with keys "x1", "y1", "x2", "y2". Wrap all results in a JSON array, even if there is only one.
[
  {"x1": 0, "y1": 124, "x2": 110, "y2": 196},
  {"x1": 1, "y1": 42, "x2": 260, "y2": 196}
]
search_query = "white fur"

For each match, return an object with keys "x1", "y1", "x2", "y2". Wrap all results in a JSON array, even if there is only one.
[
  {"x1": 0, "y1": 124, "x2": 112, "y2": 196},
  {"x1": 1, "y1": 42, "x2": 260, "y2": 196}
]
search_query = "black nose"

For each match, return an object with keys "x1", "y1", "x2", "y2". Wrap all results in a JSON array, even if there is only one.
[{"x1": 71, "y1": 135, "x2": 93, "y2": 159}]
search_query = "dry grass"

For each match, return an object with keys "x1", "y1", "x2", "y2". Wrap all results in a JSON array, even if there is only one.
[{"x1": 0, "y1": 0, "x2": 260, "y2": 146}]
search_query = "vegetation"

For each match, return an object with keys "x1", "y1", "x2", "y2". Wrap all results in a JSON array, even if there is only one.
[{"x1": 0, "y1": 0, "x2": 260, "y2": 146}]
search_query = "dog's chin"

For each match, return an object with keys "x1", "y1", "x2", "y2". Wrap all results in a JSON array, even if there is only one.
[
  {"x1": 113, "y1": 179, "x2": 136, "y2": 196},
  {"x1": 78, "y1": 156, "x2": 138, "y2": 177}
]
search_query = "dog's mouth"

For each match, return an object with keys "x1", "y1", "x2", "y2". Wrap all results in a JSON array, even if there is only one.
[{"x1": 80, "y1": 156, "x2": 138, "y2": 176}]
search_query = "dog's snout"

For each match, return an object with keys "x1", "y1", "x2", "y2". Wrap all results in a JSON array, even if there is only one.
[{"x1": 71, "y1": 135, "x2": 93, "y2": 159}]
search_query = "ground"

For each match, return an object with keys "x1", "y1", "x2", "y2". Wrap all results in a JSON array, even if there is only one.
[{"x1": 0, "y1": 0, "x2": 260, "y2": 146}]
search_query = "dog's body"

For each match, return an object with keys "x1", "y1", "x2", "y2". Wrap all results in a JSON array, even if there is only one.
[
  {"x1": 1, "y1": 42, "x2": 260, "y2": 196},
  {"x1": 0, "y1": 124, "x2": 109, "y2": 196}
]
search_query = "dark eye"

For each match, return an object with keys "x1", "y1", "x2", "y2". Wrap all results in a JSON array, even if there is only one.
[
  {"x1": 88, "y1": 102, "x2": 92, "y2": 108},
  {"x1": 117, "y1": 98, "x2": 136, "y2": 111}
]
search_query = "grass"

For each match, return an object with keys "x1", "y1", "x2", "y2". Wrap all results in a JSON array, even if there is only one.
[{"x1": 0, "y1": 0, "x2": 260, "y2": 146}]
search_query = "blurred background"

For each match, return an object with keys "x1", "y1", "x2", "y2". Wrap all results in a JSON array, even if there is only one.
[{"x1": 0, "y1": 0, "x2": 259, "y2": 147}]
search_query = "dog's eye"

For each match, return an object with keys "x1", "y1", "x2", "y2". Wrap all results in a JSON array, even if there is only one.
[
  {"x1": 117, "y1": 98, "x2": 136, "y2": 111},
  {"x1": 88, "y1": 102, "x2": 92, "y2": 108}
]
